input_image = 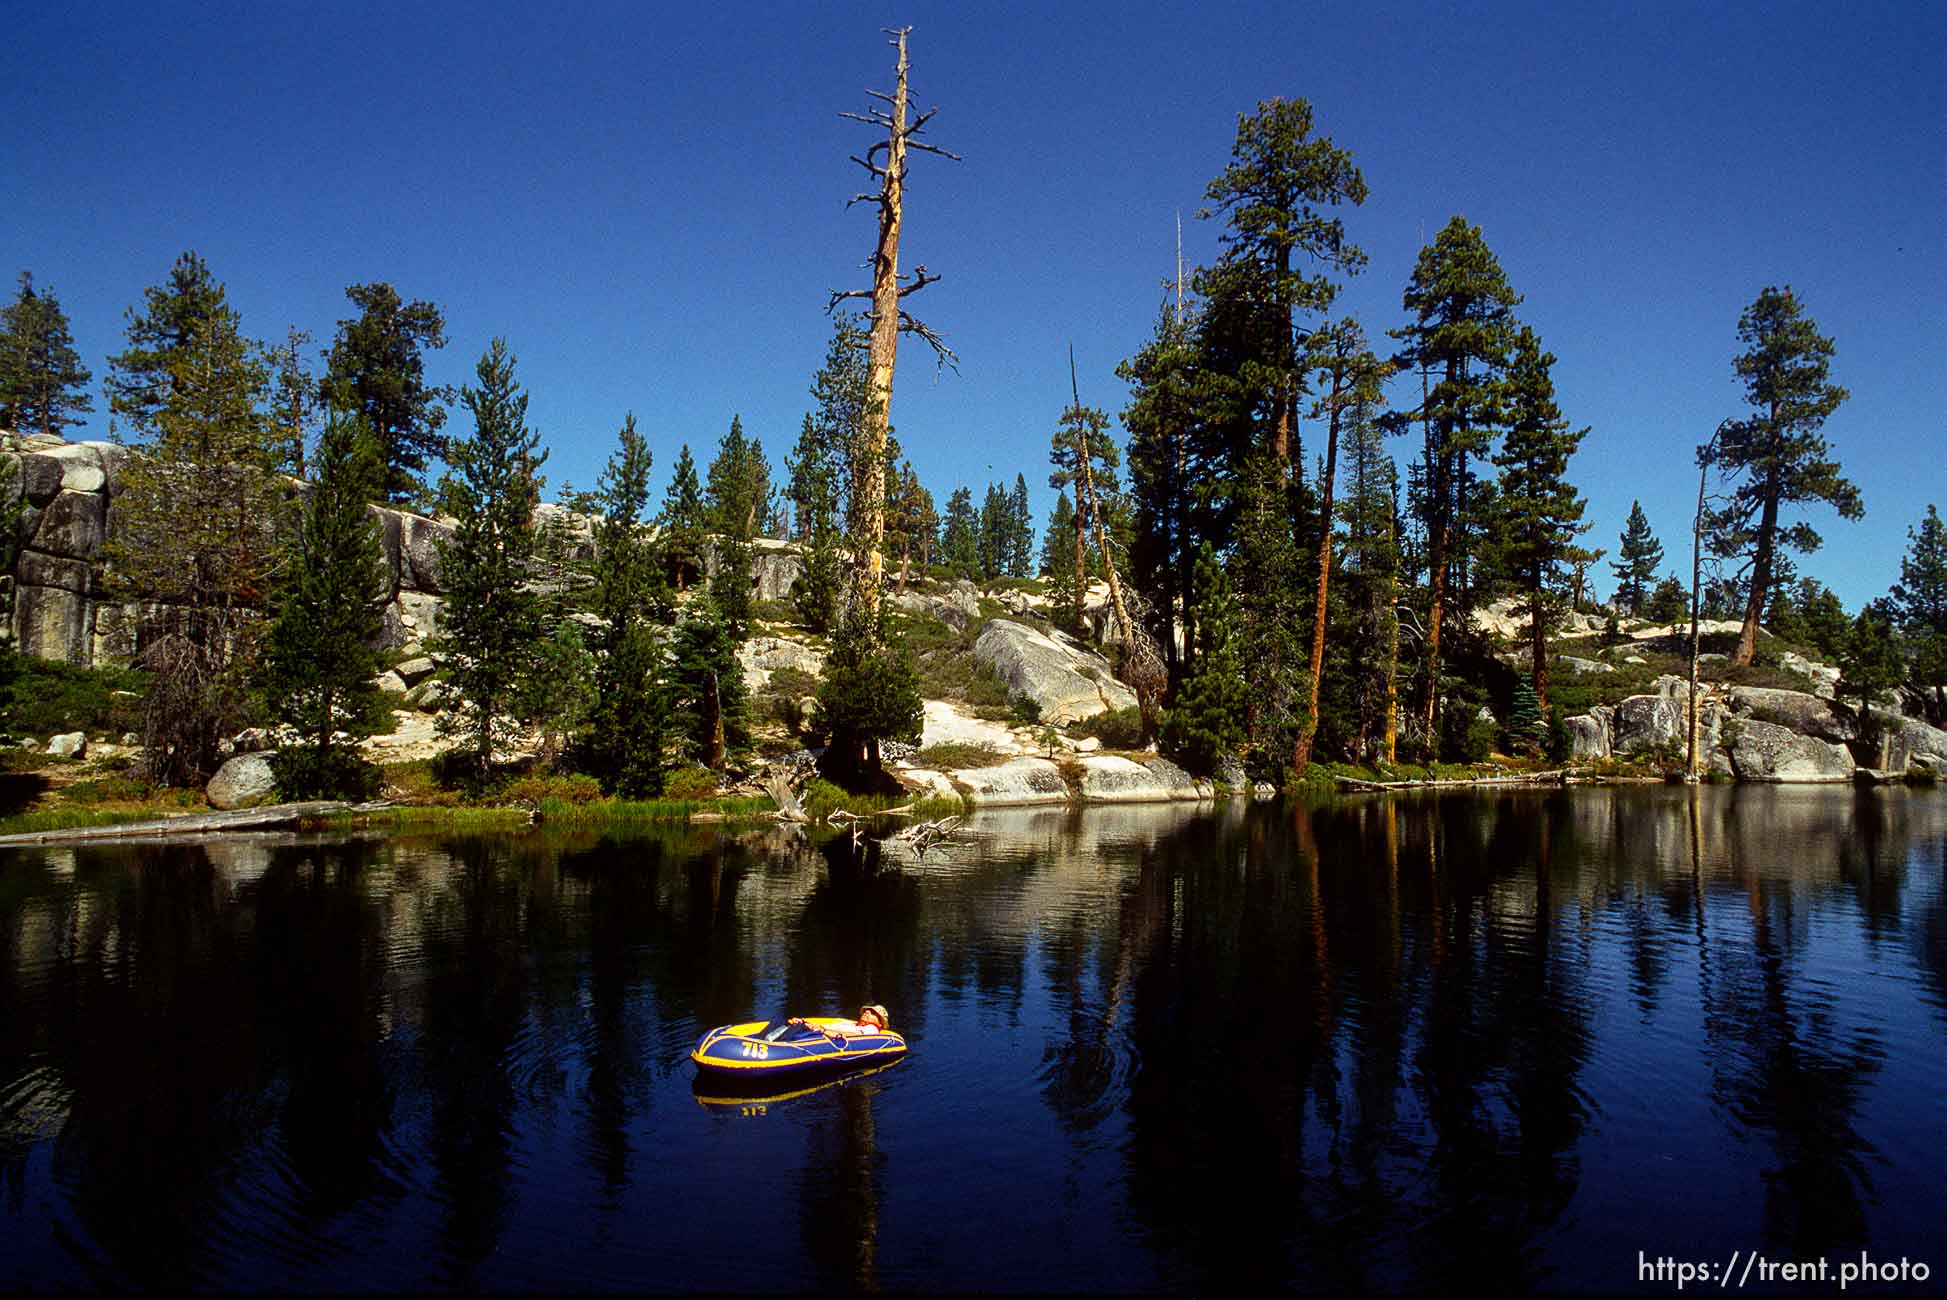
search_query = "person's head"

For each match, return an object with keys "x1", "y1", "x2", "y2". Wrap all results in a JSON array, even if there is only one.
[{"x1": 859, "y1": 1004, "x2": 889, "y2": 1031}]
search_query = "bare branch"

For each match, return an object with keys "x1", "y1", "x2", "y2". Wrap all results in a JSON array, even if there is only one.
[
  {"x1": 866, "y1": 89, "x2": 897, "y2": 108},
  {"x1": 907, "y1": 140, "x2": 962, "y2": 162},
  {"x1": 896, "y1": 266, "x2": 940, "y2": 297},
  {"x1": 898, "y1": 311, "x2": 958, "y2": 371},
  {"x1": 845, "y1": 191, "x2": 883, "y2": 210},
  {"x1": 838, "y1": 110, "x2": 895, "y2": 129},
  {"x1": 910, "y1": 106, "x2": 939, "y2": 131},
  {"x1": 826, "y1": 287, "x2": 874, "y2": 314}
]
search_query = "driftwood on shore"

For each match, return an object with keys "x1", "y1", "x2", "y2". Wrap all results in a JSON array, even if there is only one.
[
  {"x1": 1334, "y1": 771, "x2": 1568, "y2": 793},
  {"x1": 0, "y1": 801, "x2": 392, "y2": 848}
]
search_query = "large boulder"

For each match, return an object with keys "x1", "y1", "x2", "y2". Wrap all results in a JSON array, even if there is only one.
[
  {"x1": 14, "y1": 584, "x2": 89, "y2": 663},
  {"x1": 1565, "y1": 705, "x2": 1614, "y2": 759},
  {"x1": 46, "y1": 732, "x2": 86, "y2": 758},
  {"x1": 1725, "y1": 719, "x2": 1853, "y2": 782},
  {"x1": 1726, "y1": 685, "x2": 1853, "y2": 743},
  {"x1": 1558, "y1": 655, "x2": 1614, "y2": 675},
  {"x1": 1612, "y1": 694, "x2": 1684, "y2": 756},
  {"x1": 736, "y1": 636, "x2": 826, "y2": 691},
  {"x1": 17, "y1": 550, "x2": 90, "y2": 592},
  {"x1": 206, "y1": 752, "x2": 279, "y2": 809},
  {"x1": 402, "y1": 514, "x2": 453, "y2": 594},
  {"x1": 1779, "y1": 651, "x2": 1840, "y2": 700},
  {"x1": 952, "y1": 756, "x2": 1071, "y2": 806},
  {"x1": 972, "y1": 619, "x2": 1137, "y2": 724},
  {"x1": 29, "y1": 489, "x2": 107, "y2": 558},
  {"x1": 15, "y1": 452, "x2": 66, "y2": 504},
  {"x1": 918, "y1": 700, "x2": 1020, "y2": 753},
  {"x1": 890, "y1": 580, "x2": 981, "y2": 632}
]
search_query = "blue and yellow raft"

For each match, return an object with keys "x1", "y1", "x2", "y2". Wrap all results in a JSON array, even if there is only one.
[{"x1": 690, "y1": 1016, "x2": 907, "y2": 1080}]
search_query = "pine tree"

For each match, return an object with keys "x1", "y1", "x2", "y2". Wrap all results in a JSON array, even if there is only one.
[
  {"x1": 318, "y1": 283, "x2": 451, "y2": 506},
  {"x1": 1891, "y1": 503, "x2": 1947, "y2": 721},
  {"x1": 887, "y1": 462, "x2": 936, "y2": 585},
  {"x1": 1196, "y1": 97, "x2": 1368, "y2": 478},
  {"x1": 105, "y1": 273, "x2": 285, "y2": 785},
  {"x1": 1009, "y1": 474, "x2": 1033, "y2": 577},
  {"x1": 104, "y1": 251, "x2": 228, "y2": 444},
  {"x1": 1491, "y1": 325, "x2": 1589, "y2": 712},
  {"x1": 1160, "y1": 545, "x2": 1249, "y2": 776},
  {"x1": 1799, "y1": 581, "x2": 1852, "y2": 660},
  {"x1": 1120, "y1": 298, "x2": 1204, "y2": 675},
  {"x1": 813, "y1": 602, "x2": 924, "y2": 789},
  {"x1": 1704, "y1": 286, "x2": 1861, "y2": 666},
  {"x1": 1837, "y1": 602, "x2": 1904, "y2": 735},
  {"x1": 265, "y1": 326, "x2": 316, "y2": 476},
  {"x1": 1049, "y1": 400, "x2": 1119, "y2": 629},
  {"x1": 0, "y1": 272, "x2": 93, "y2": 437},
  {"x1": 1644, "y1": 575, "x2": 1688, "y2": 625},
  {"x1": 977, "y1": 482, "x2": 1010, "y2": 580},
  {"x1": 1611, "y1": 501, "x2": 1663, "y2": 615},
  {"x1": 1041, "y1": 492, "x2": 1078, "y2": 613},
  {"x1": 660, "y1": 443, "x2": 706, "y2": 591},
  {"x1": 1503, "y1": 681, "x2": 1544, "y2": 756},
  {"x1": 1336, "y1": 371, "x2": 1401, "y2": 763},
  {"x1": 669, "y1": 591, "x2": 750, "y2": 772},
  {"x1": 431, "y1": 339, "x2": 548, "y2": 782},
  {"x1": 1389, "y1": 216, "x2": 1522, "y2": 756},
  {"x1": 939, "y1": 486, "x2": 979, "y2": 578},
  {"x1": 705, "y1": 415, "x2": 768, "y2": 540},
  {"x1": 1229, "y1": 447, "x2": 1306, "y2": 762},
  {"x1": 261, "y1": 412, "x2": 391, "y2": 799},
  {"x1": 581, "y1": 413, "x2": 671, "y2": 795}
]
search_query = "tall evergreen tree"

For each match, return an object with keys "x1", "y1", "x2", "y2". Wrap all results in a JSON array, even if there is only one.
[
  {"x1": 104, "y1": 266, "x2": 284, "y2": 785},
  {"x1": 670, "y1": 590, "x2": 750, "y2": 772},
  {"x1": 1294, "y1": 317, "x2": 1387, "y2": 771},
  {"x1": 1196, "y1": 97, "x2": 1367, "y2": 479},
  {"x1": 1891, "y1": 503, "x2": 1947, "y2": 722},
  {"x1": 1491, "y1": 325, "x2": 1589, "y2": 711},
  {"x1": 1337, "y1": 388, "x2": 1401, "y2": 762},
  {"x1": 1049, "y1": 400, "x2": 1119, "y2": 630},
  {"x1": 1160, "y1": 544, "x2": 1249, "y2": 776},
  {"x1": 318, "y1": 282, "x2": 451, "y2": 505},
  {"x1": 431, "y1": 339, "x2": 548, "y2": 782},
  {"x1": 977, "y1": 482, "x2": 1011, "y2": 580},
  {"x1": 1703, "y1": 286, "x2": 1861, "y2": 666},
  {"x1": 104, "y1": 251, "x2": 229, "y2": 443},
  {"x1": 1120, "y1": 298, "x2": 1204, "y2": 674},
  {"x1": 0, "y1": 272, "x2": 93, "y2": 437},
  {"x1": 814, "y1": 602, "x2": 923, "y2": 789},
  {"x1": 1230, "y1": 446, "x2": 1307, "y2": 761},
  {"x1": 1008, "y1": 474, "x2": 1034, "y2": 577},
  {"x1": 660, "y1": 443, "x2": 706, "y2": 591},
  {"x1": 939, "y1": 486, "x2": 979, "y2": 578},
  {"x1": 887, "y1": 462, "x2": 935, "y2": 586},
  {"x1": 583, "y1": 413, "x2": 671, "y2": 794},
  {"x1": 1836, "y1": 601, "x2": 1905, "y2": 742},
  {"x1": 705, "y1": 414, "x2": 767, "y2": 539},
  {"x1": 265, "y1": 326, "x2": 316, "y2": 476},
  {"x1": 261, "y1": 412, "x2": 391, "y2": 798},
  {"x1": 1611, "y1": 501, "x2": 1663, "y2": 615},
  {"x1": 1389, "y1": 216, "x2": 1522, "y2": 756}
]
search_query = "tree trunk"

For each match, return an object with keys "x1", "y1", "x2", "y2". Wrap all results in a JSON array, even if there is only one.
[
  {"x1": 1423, "y1": 524, "x2": 1446, "y2": 759},
  {"x1": 1071, "y1": 499, "x2": 1087, "y2": 632},
  {"x1": 853, "y1": 32, "x2": 913, "y2": 620},
  {"x1": 1293, "y1": 393, "x2": 1342, "y2": 774},
  {"x1": 1383, "y1": 589, "x2": 1399, "y2": 766},
  {"x1": 1077, "y1": 423, "x2": 1133, "y2": 648},
  {"x1": 1530, "y1": 583, "x2": 1550, "y2": 712},
  {"x1": 1733, "y1": 482, "x2": 1780, "y2": 667},
  {"x1": 705, "y1": 669, "x2": 725, "y2": 771}
]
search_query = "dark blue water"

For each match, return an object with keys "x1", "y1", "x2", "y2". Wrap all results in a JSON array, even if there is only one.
[{"x1": 3, "y1": 787, "x2": 1944, "y2": 1292}]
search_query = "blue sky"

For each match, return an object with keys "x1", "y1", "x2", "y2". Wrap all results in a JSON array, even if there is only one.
[{"x1": 5, "y1": 1, "x2": 1941, "y2": 609}]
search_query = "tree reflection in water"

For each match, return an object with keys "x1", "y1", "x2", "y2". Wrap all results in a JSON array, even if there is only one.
[{"x1": 0, "y1": 788, "x2": 1942, "y2": 1291}]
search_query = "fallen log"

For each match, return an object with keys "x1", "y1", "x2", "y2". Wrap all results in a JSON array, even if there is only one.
[
  {"x1": 1333, "y1": 770, "x2": 1567, "y2": 792},
  {"x1": 0, "y1": 801, "x2": 391, "y2": 848}
]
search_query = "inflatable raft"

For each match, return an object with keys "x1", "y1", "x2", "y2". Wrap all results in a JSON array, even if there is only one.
[{"x1": 690, "y1": 1015, "x2": 907, "y2": 1080}]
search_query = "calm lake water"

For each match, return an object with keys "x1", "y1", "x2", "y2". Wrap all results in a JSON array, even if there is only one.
[{"x1": 3, "y1": 787, "x2": 1945, "y2": 1293}]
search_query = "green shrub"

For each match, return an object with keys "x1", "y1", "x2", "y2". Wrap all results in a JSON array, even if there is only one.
[
  {"x1": 1073, "y1": 706, "x2": 1145, "y2": 750},
  {"x1": 916, "y1": 742, "x2": 1011, "y2": 770},
  {"x1": 495, "y1": 772, "x2": 604, "y2": 806},
  {"x1": 662, "y1": 764, "x2": 721, "y2": 801},
  {"x1": 2, "y1": 660, "x2": 150, "y2": 739},
  {"x1": 272, "y1": 745, "x2": 382, "y2": 802},
  {"x1": 1008, "y1": 693, "x2": 1042, "y2": 725}
]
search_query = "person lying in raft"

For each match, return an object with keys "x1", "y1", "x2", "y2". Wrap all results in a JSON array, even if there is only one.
[{"x1": 786, "y1": 1005, "x2": 890, "y2": 1043}]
